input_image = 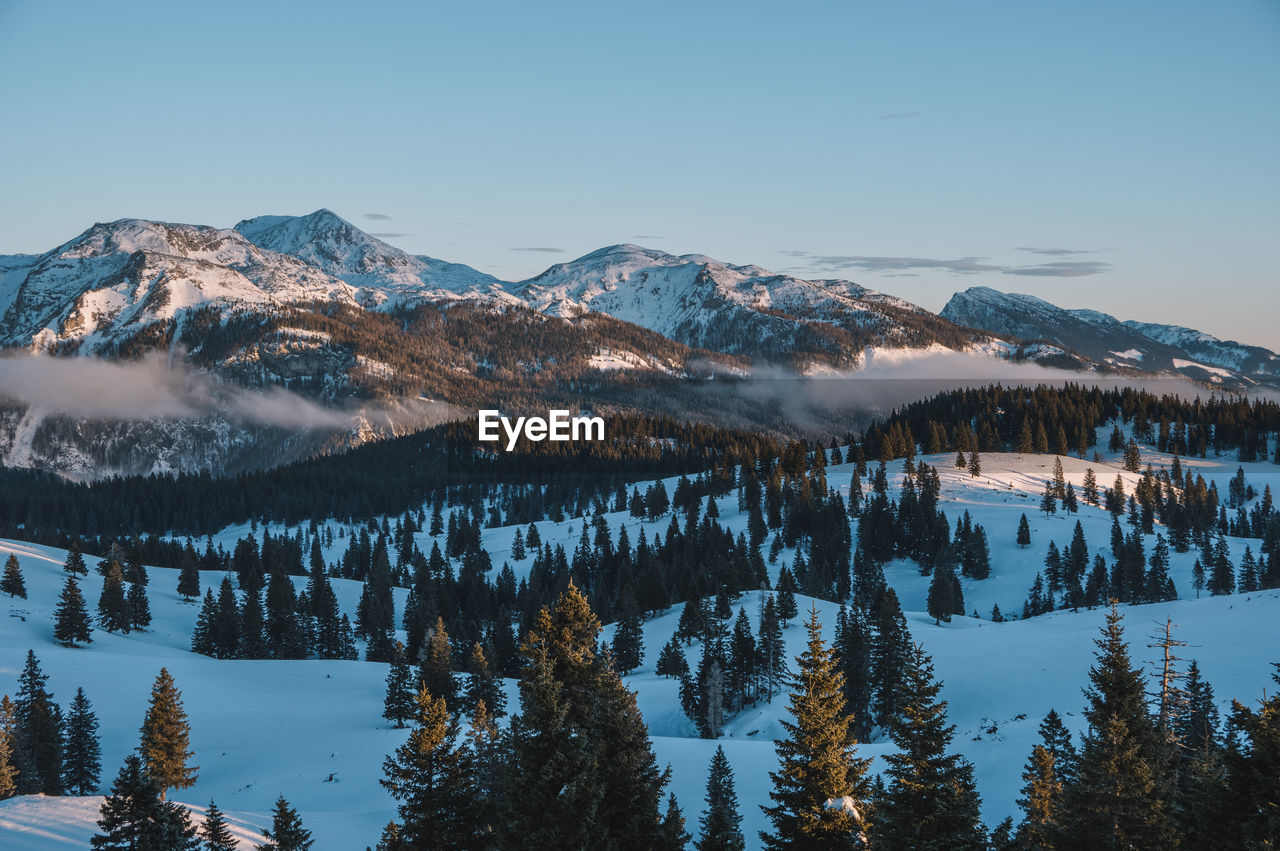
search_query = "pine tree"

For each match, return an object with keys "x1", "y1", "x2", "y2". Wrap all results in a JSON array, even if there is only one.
[
  {"x1": 873, "y1": 643, "x2": 984, "y2": 850},
  {"x1": 1016, "y1": 744, "x2": 1063, "y2": 848},
  {"x1": 63, "y1": 542, "x2": 88, "y2": 576},
  {"x1": 62, "y1": 687, "x2": 101, "y2": 795},
  {"x1": 1, "y1": 554, "x2": 25, "y2": 598},
  {"x1": 383, "y1": 642, "x2": 417, "y2": 728},
  {"x1": 139, "y1": 667, "x2": 197, "y2": 800},
  {"x1": 97, "y1": 560, "x2": 132, "y2": 634},
  {"x1": 420, "y1": 617, "x2": 457, "y2": 708},
  {"x1": 926, "y1": 564, "x2": 958, "y2": 624},
  {"x1": 54, "y1": 574, "x2": 93, "y2": 647},
  {"x1": 968, "y1": 451, "x2": 982, "y2": 478},
  {"x1": 760, "y1": 605, "x2": 872, "y2": 849},
  {"x1": 776, "y1": 579, "x2": 798, "y2": 626},
  {"x1": 612, "y1": 609, "x2": 645, "y2": 674},
  {"x1": 1218, "y1": 664, "x2": 1280, "y2": 846},
  {"x1": 462, "y1": 642, "x2": 505, "y2": 719},
  {"x1": 656, "y1": 636, "x2": 690, "y2": 679},
  {"x1": 1017, "y1": 513, "x2": 1032, "y2": 548},
  {"x1": 0, "y1": 700, "x2": 15, "y2": 799},
  {"x1": 257, "y1": 795, "x2": 314, "y2": 851},
  {"x1": 15, "y1": 649, "x2": 63, "y2": 795},
  {"x1": 200, "y1": 800, "x2": 238, "y2": 851},
  {"x1": 697, "y1": 745, "x2": 745, "y2": 851},
  {"x1": 127, "y1": 577, "x2": 152, "y2": 630},
  {"x1": 91, "y1": 754, "x2": 198, "y2": 850},
  {"x1": 1059, "y1": 606, "x2": 1174, "y2": 846},
  {"x1": 210, "y1": 577, "x2": 241, "y2": 658},
  {"x1": 870, "y1": 587, "x2": 912, "y2": 728},
  {"x1": 177, "y1": 550, "x2": 201, "y2": 602},
  {"x1": 380, "y1": 685, "x2": 480, "y2": 849}
]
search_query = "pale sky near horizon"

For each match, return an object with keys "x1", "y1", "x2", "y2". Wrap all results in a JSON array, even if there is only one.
[{"x1": 1, "y1": 1, "x2": 1277, "y2": 348}]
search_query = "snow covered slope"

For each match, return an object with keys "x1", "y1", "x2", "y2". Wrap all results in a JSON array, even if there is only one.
[
  {"x1": 234, "y1": 210, "x2": 514, "y2": 308},
  {"x1": 943, "y1": 286, "x2": 1280, "y2": 387},
  {"x1": 2, "y1": 445, "x2": 1278, "y2": 848},
  {"x1": 514, "y1": 244, "x2": 989, "y2": 366}
]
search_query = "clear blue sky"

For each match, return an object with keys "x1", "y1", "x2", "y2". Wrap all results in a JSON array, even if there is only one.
[{"x1": 2, "y1": 0, "x2": 1277, "y2": 347}]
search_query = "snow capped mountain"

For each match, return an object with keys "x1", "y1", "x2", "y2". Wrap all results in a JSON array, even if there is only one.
[
  {"x1": 941, "y1": 286, "x2": 1280, "y2": 387},
  {"x1": 0, "y1": 219, "x2": 358, "y2": 352},
  {"x1": 515, "y1": 243, "x2": 979, "y2": 366},
  {"x1": 233, "y1": 210, "x2": 512, "y2": 307}
]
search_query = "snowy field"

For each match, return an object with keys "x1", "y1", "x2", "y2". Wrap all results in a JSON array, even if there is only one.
[{"x1": 2, "y1": 444, "x2": 1279, "y2": 848}]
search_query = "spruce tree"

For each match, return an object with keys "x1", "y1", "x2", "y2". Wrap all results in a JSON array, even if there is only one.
[
  {"x1": 1015, "y1": 513, "x2": 1032, "y2": 548},
  {"x1": 177, "y1": 550, "x2": 201, "y2": 602},
  {"x1": 1, "y1": 553, "x2": 26, "y2": 598},
  {"x1": 698, "y1": 745, "x2": 746, "y2": 851},
  {"x1": 461, "y1": 642, "x2": 505, "y2": 719},
  {"x1": 383, "y1": 643, "x2": 417, "y2": 728},
  {"x1": 91, "y1": 754, "x2": 198, "y2": 850},
  {"x1": 257, "y1": 795, "x2": 314, "y2": 851},
  {"x1": 874, "y1": 642, "x2": 984, "y2": 850},
  {"x1": 62, "y1": 687, "x2": 102, "y2": 795},
  {"x1": 1217, "y1": 664, "x2": 1280, "y2": 847},
  {"x1": 420, "y1": 617, "x2": 457, "y2": 708},
  {"x1": 380, "y1": 685, "x2": 480, "y2": 849},
  {"x1": 611, "y1": 609, "x2": 645, "y2": 674},
  {"x1": 139, "y1": 667, "x2": 197, "y2": 800},
  {"x1": 1059, "y1": 606, "x2": 1174, "y2": 846},
  {"x1": 97, "y1": 560, "x2": 132, "y2": 634},
  {"x1": 1016, "y1": 744, "x2": 1063, "y2": 848},
  {"x1": 0, "y1": 701, "x2": 15, "y2": 799},
  {"x1": 15, "y1": 649, "x2": 63, "y2": 795},
  {"x1": 926, "y1": 564, "x2": 958, "y2": 624},
  {"x1": 127, "y1": 577, "x2": 152, "y2": 630},
  {"x1": 760, "y1": 605, "x2": 872, "y2": 849},
  {"x1": 200, "y1": 800, "x2": 238, "y2": 851},
  {"x1": 54, "y1": 574, "x2": 93, "y2": 647},
  {"x1": 64, "y1": 543, "x2": 88, "y2": 576},
  {"x1": 656, "y1": 636, "x2": 690, "y2": 679}
]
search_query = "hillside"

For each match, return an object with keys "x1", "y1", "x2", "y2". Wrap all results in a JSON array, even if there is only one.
[{"x1": 2, "y1": 439, "x2": 1278, "y2": 848}]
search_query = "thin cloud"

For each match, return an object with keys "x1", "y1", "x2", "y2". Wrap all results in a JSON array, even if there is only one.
[
  {"x1": 879, "y1": 111, "x2": 920, "y2": 120},
  {"x1": 363, "y1": 213, "x2": 392, "y2": 220},
  {"x1": 785, "y1": 250, "x2": 1110, "y2": 278},
  {"x1": 1003, "y1": 261, "x2": 1111, "y2": 277},
  {"x1": 511, "y1": 247, "x2": 565, "y2": 253},
  {"x1": 369, "y1": 232, "x2": 411, "y2": 238},
  {"x1": 1016, "y1": 246, "x2": 1097, "y2": 256},
  {"x1": 803, "y1": 255, "x2": 1006, "y2": 275},
  {"x1": 632, "y1": 235, "x2": 664, "y2": 240}
]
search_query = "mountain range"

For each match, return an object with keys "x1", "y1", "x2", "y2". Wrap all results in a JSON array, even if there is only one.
[{"x1": 2, "y1": 210, "x2": 1276, "y2": 477}]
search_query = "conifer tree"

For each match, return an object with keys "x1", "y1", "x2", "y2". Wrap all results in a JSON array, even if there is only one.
[
  {"x1": 1016, "y1": 513, "x2": 1032, "y2": 548},
  {"x1": 239, "y1": 588, "x2": 267, "y2": 659},
  {"x1": 1016, "y1": 744, "x2": 1063, "y2": 848},
  {"x1": 926, "y1": 564, "x2": 959, "y2": 624},
  {"x1": 127, "y1": 577, "x2": 151, "y2": 630},
  {"x1": 656, "y1": 636, "x2": 690, "y2": 679},
  {"x1": 91, "y1": 754, "x2": 198, "y2": 850},
  {"x1": 776, "y1": 577, "x2": 798, "y2": 626},
  {"x1": 62, "y1": 687, "x2": 101, "y2": 795},
  {"x1": 870, "y1": 587, "x2": 912, "y2": 727},
  {"x1": 384, "y1": 642, "x2": 417, "y2": 728},
  {"x1": 97, "y1": 560, "x2": 132, "y2": 634},
  {"x1": 200, "y1": 800, "x2": 238, "y2": 851},
  {"x1": 139, "y1": 668, "x2": 197, "y2": 800},
  {"x1": 968, "y1": 451, "x2": 982, "y2": 478},
  {"x1": 612, "y1": 609, "x2": 645, "y2": 674},
  {"x1": 15, "y1": 649, "x2": 63, "y2": 795},
  {"x1": 462, "y1": 642, "x2": 505, "y2": 719},
  {"x1": 697, "y1": 745, "x2": 745, "y2": 851},
  {"x1": 381, "y1": 685, "x2": 480, "y2": 849},
  {"x1": 1218, "y1": 664, "x2": 1280, "y2": 846},
  {"x1": 873, "y1": 643, "x2": 984, "y2": 850},
  {"x1": 1059, "y1": 606, "x2": 1174, "y2": 846},
  {"x1": 0, "y1": 701, "x2": 15, "y2": 799},
  {"x1": 64, "y1": 543, "x2": 88, "y2": 576},
  {"x1": 177, "y1": 550, "x2": 200, "y2": 602},
  {"x1": 1, "y1": 554, "x2": 25, "y2": 599},
  {"x1": 420, "y1": 617, "x2": 457, "y2": 708},
  {"x1": 761, "y1": 606, "x2": 872, "y2": 849},
  {"x1": 54, "y1": 574, "x2": 93, "y2": 647},
  {"x1": 257, "y1": 795, "x2": 314, "y2": 851}
]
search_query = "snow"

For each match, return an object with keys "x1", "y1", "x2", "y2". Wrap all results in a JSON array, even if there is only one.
[
  {"x1": 3, "y1": 446, "x2": 1280, "y2": 848},
  {"x1": 1172, "y1": 358, "x2": 1235, "y2": 378},
  {"x1": 1109, "y1": 348, "x2": 1143, "y2": 360}
]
